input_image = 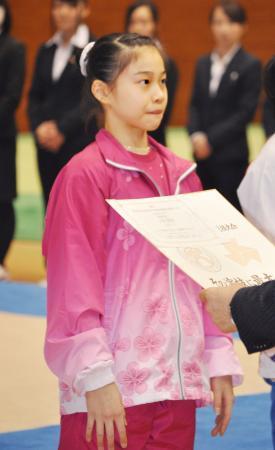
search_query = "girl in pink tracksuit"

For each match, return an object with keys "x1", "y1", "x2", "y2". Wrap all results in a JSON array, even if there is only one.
[{"x1": 43, "y1": 33, "x2": 242, "y2": 450}]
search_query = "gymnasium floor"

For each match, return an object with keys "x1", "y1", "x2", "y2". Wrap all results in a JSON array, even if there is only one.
[{"x1": 1, "y1": 127, "x2": 273, "y2": 449}]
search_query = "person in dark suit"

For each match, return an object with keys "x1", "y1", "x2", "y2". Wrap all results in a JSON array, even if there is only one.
[
  {"x1": 200, "y1": 281, "x2": 275, "y2": 448},
  {"x1": 200, "y1": 281, "x2": 275, "y2": 353},
  {"x1": 28, "y1": 0, "x2": 97, "y2": 210},
  {"x1": 0, "y1": 0, "x2": 25, "y2": 280},
  {"x1": 125, "y1": 0, "x2": 179, "y2": 146},
  {"x1": 187, "y1": 0, "x2": 261, "y2": 211}
]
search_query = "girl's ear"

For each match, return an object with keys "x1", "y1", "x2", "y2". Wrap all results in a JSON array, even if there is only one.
[{"x1": 91, "y1": 80, "x2": 111, "y2": 106}]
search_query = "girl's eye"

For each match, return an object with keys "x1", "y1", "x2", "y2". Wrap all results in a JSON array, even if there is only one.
[
  {"x1": 161, "y1": 78, "x2": 167, "y2": 84},
  {"x1": 140, "y1": 79, "x2": 150, "y2": 85}
]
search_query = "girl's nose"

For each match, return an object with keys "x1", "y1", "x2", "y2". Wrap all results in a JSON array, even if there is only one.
[{"x1": 152, "y1": 84, "x2": 167, "y2": 103}]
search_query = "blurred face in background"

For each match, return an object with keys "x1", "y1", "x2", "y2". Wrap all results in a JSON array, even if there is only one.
[
  {"x1": 210, "y1": 6, "x2": 245, "y2": 51},
  {"x1": 127, "y1": 6, "x2": 156, "y2": 38},
  {"x1": 0, "y1": 6, "x2": 5, "y2": 28},
  {"x1": 52, "y1": 0, "x2": 89, "y2": 35}
]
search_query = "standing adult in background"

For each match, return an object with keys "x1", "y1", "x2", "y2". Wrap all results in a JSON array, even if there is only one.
[
  {"x1": 125, "y1": 0, "x2": 179, "y2": 146},
  {"x1": 187, "y1": 0, "x2": 261, "y2": 211},
  {"x1": 0, "y1": 0, "x2": 25, "y2": 280},
  {"x1": 28, "y1": 0, "x2": 97, "y2": 210}
]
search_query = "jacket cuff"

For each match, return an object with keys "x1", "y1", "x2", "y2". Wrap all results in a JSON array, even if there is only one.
[
  {"x1": 204, "y1": 337, "x2": 243, "y2": 386},
  {"x1": 73, "y1": 361, "x2": 115, "y2": 395}
]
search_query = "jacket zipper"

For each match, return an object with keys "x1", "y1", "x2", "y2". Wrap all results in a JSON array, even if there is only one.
[{"x1": 106, "y1": 158, "x2": 197, "y2": 400}]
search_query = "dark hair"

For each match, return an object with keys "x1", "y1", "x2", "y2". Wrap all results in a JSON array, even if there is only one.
[
  {"x1": 0, "y1": 0, "x2": 12, "y2": 34},
  {"x1": 209, "y1": 0, "x2": 247, "y2": 24},
  {"x1": 82, "y1": 32, "x2": 163, "y2": 125},
  {"x1": 264, "y1": 57, "x2": 275, "y2": 110},
  {"x1": 125, "y1": 0, "x2": 159, "y2": 31}
]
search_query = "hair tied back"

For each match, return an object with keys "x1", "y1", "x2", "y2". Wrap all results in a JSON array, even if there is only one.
[{"x1": 80, "y1": 41, "x2": 96, "y2": 77}]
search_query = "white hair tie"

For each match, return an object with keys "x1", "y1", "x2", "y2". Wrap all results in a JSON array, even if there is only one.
[{"x1": 80, "y1": 41, "x2": 96, "y2": 77}]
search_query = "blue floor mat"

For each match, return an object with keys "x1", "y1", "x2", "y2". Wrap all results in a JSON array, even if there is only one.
[
  {"x1": 0, "y1": 281, "x2": 46, "y2": 317},
  {"x1": 0, "y1": 426, "x2": 59, "y2": 450},
  {"x1": 195, "y1": 393, "x2": 272, "y2": 450},
  {"x1": 0, "y1": 394, "x2": 272, "y2": 450}
]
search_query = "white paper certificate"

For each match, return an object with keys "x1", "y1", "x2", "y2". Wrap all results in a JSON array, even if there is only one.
[{"x1": 107, "y1": 189, "x2": 275, "y2": 288}]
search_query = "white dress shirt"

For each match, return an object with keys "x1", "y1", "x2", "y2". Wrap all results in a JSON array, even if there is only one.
[
  {"x1": 209, "y1": 45, "x2": 240, "y2": 96},
  {"x1": 46, "y1": 24, "x2": 90, "y2": 82}
]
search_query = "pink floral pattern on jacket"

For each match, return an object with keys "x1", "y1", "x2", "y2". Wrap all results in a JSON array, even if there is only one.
[
  {"x1": 154, "y1": 360, "x2": 174, "y2": 392},
  {"x1": 144, "y1": 294, "x2": 169, "y2": 324},
  {"x1": 116, "y1": 221, "x2": 136, "y2": 251},
  {"x1": 117, "y1": 362, "x2": 151, "y2": 396},
  {"x1": 134, "y1": 327, "x2": 165, "y2": 362}
]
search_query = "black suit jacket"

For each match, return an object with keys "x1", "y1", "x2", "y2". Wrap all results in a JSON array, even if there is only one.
[
  {"x1": 0, "y1": 34, "x2": 25, "y2": 138},
  {"x1": 0, "y1": 34, "x2": 25, "y2": 201},
  {"x1": 187, "y1": 48, "x2": 262, "y2": 164},
  {"x1": 28, "y1": 36, "x2": 97, "y2": 161},
  {"x1": 231, "y1": 281, "x2": 275, "y2": 354}
]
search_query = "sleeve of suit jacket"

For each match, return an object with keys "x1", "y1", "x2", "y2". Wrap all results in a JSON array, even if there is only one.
[
  {"x1": 54, "y1": 48, "x2": 87, "y2": 140},
  {"x1": 207, "y1": 58, "x2": 262, "y2": 149},
  {"x1": 162, "y1": 58, "x2": 179, "y2": 127},
  {"x1": 230, "y1": 280, "x2": 275, "y2": 354},
  {"x1": 187, "y1": 59, "x2": 203, "y2": 134},
  {"x1": 28, "y1": 46, "x2": 46, "y2": 131},
  {"x1": 0, "y1": 40, "x2": 25, "y2": 122}
]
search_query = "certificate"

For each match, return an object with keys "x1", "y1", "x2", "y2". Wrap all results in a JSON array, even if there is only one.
[{"x1": 107, "y1": 190, "x2": 275, "y2": 288}]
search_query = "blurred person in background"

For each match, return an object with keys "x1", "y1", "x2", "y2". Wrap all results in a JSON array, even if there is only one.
[
  {"x1": 0, "y1": 0, "x2": 25, "y2": 280},
  {"x1": 187, "y1": 0, "x2": 261, "y2": 211},
  {"x1": 125, "y1": 0, "x2": 179, "y2": 145},
  {"x1": 28, "y1": 0, "x2": 97, "y2": 210},
  {"x1": 262, "y1": 97, "x2": 275, "y2": 139}
]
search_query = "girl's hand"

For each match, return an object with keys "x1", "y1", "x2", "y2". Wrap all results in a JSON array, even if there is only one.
[
  {"x1": 210, "y1": 375, "x2": 234, "y2": 437},
  {"x1": 85, "y1": 382, "x2": 127, "y2": 450}
]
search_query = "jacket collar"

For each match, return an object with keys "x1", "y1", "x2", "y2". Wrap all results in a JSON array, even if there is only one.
[
  {"x1": 95, "y1": 129, "x2": 196, "y2": 193},
  {"x1": 96, "y1": 129, "x2": 189, "y2": 169}
]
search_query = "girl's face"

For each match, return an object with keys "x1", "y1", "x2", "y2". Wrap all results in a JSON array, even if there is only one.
[
  {"x1": 104, "y1": 46, "x2": 167, "y2": 132},
  {"x1": 52, "y1": 1, "x2": 87, "y2": 34},
  {"x1": 128, "y1": 6, "x2": 156, "y2": 38},
  {"x1": 210, "y1": 6, "x2": 245, "y2": 49}
]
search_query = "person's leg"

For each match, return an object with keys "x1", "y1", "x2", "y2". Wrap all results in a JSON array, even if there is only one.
[
  {"x1": 36, "y1": 147, "x2": 59, "y2": 210},
  {"x1": 214, "y1": 162, "x2": 247, "y2": 211},
  {"x1": 146, "y1": 400, "x2": 196, "y2": 450},
  {"x1": 0, "y1": 201, "x2": 15, "y2": 266},
  {"x1": 196, "y1": 159, "x2": 216, "y2": 190},
  {"x1": 271, "y1": 382, "x2": 275, "y2": 450}
]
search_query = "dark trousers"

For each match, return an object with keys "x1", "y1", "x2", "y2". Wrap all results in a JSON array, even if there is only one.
[
  {"x1": 37, "y1": 148, "x2": 62, "y2": 210},
  {"x1": 0, "y1": 202, "x2": 15, "y2": 264},
  {"x1": 196, "y1": 159, "x2": 247, "y2": 211},
  {"x1": 37, "y1": 136, "x2": 91, "y2": 210}
]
